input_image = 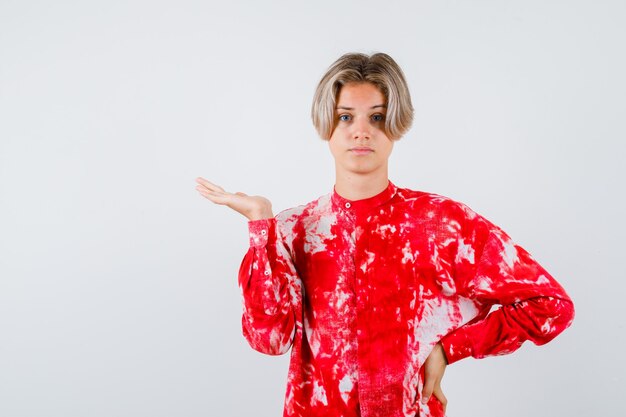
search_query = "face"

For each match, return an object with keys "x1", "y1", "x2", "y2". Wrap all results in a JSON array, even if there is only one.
[{"x1": 328, "y1": 82, "x2": 394, "y2": 179}]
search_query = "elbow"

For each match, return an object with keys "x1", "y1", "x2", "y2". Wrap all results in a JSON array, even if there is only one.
[
  {"x1": 562, "y1": 297, "x2": 575, "y2": 327},
  {"x1": 532, "y1": 296, "x2": 575, "y2": 342},
  {"x1": 551, "y1": 295, "x2": 575, "y2": 332}
]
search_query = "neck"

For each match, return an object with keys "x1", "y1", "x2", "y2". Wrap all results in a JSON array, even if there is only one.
[{"x1": 334, "y1": 169, "x2": 390, "y2": 201}]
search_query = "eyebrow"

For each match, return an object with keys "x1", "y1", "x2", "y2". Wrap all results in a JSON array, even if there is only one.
[{"x1": 336, "y1": 104, "x2": 387, "y2": 110}]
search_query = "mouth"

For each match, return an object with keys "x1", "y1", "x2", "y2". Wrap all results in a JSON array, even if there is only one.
[{"x1": 349, "y1": 147, "x2": 374, "y2": 155}]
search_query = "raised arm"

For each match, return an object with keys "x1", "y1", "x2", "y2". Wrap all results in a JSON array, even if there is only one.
[{"x1": 195, "y1": 177, "x2": 300, "y2": 355}]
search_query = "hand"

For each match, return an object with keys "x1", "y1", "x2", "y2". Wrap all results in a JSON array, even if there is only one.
[
  {"x1": 195, "y1": 177, "x2": 274, "y2": 221},
  {"x1": 422, "y1": 342, "x2": 448, "y2": 413}
]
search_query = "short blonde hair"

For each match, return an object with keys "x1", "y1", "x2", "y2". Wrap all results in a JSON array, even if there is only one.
[{"x1": 311, "y1": 52, "x2": 414, "y2": 140}]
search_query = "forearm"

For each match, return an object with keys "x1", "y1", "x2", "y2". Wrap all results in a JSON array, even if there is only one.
[
  {"x1": 237, "y1": 218, "x2": 300, "y2": 354},
  {"x1": 441, "y1": 295, "x2": 574, "y2": 364}
]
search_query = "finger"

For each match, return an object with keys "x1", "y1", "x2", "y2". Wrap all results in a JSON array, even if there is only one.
[
  {"x1": 203, "y1": 181, "x2": 225, "y2": 193},
  {"x1": 433, "y1": 385, "x2": 447, "y2": 412},
  {"x1": 196, "y1": 186, "x2": 230, "y2": 204},
  {"x1": 195, "y1": 177, "x2": 226, "y2": 193},
  {"x1": 422, "y1": 376, "x2": 434, "y2": 404},
  {"x1": 196, "y1": 184, "x2": 227, "y2": 197},
  {"x1": 195, "y1": 177, "x2": 213, "y2": 188},
  {"x1": 235, "y1": 192, "x2": 248, "y2": 197}
]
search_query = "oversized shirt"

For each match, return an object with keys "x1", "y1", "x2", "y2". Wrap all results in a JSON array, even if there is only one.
[{"x1": 238, "y1": 181, "x2": 574, "y2": 417}]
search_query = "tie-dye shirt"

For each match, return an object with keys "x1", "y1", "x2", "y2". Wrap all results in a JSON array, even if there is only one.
[{"x1": 238, "y1": 181, "x2": 574, "y2": 417}]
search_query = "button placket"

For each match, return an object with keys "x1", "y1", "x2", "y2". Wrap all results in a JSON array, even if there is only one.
[{"x1": 353, "y1": 208, "x2": 369, "y2": 408}]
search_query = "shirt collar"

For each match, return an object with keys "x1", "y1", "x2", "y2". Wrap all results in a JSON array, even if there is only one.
[{"x1": 331, "y1": 180, "x2": 398, "y2": 212}]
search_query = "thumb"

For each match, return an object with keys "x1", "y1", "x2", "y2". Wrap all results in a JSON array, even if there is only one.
[{"x1": 422, "y1": 375, "x2": 434, "y2": 404}]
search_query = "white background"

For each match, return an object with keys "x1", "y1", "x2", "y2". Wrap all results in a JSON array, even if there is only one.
[{"x1": 1, "y1": 1, "x2": 624, "y2": 416}]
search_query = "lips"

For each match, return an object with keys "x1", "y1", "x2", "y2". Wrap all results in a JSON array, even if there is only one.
[{"x1": 349, "y1": 147, "x2": 374, "y2": 155}]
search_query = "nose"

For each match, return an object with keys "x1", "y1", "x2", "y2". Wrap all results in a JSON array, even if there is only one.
[{"x1": 351, "y1": 116, "x2": 371, "y2": 140}]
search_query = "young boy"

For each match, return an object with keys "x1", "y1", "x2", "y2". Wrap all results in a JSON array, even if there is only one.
[{"x1": 195, "y1": 52, "x2": 574, "y2": 417}]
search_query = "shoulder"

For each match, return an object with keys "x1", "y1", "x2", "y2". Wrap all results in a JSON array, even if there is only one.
[
  {"x1": 393, "y1": 186, "x2": 505, "y2": 248},
  {"x1": 393, "y1": 185, "x2": 480, "y2": 221},
  {"x1": 275, "y1": 192, "x2": 333, "y2": 227}
]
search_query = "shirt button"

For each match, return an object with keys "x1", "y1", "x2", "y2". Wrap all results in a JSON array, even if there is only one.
[
  {"x1": 345, "y1": 202, "x2": 351, "y2": 209},
  {"x1": 264, "y1": 270, "x2": 270, "y2": 276},
  {"x1": 260, "y1": 229, "x2": 267, "y2": 235}
]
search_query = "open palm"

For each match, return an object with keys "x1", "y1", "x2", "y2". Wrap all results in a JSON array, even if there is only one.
[{"x1": 195, "y1": 177, "x2": 273, "y2": 221}]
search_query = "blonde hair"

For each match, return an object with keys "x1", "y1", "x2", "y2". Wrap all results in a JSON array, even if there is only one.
[{"x1": 311, "y1": 52, "x2": 414, "y2": 140}]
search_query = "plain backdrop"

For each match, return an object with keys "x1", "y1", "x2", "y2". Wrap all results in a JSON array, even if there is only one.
[{"x1": 1, "y1": 1, "x2": 625, "y2": 416}]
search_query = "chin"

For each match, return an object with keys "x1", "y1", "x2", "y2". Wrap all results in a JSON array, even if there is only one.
[{"x1": 347, "y1": 166, "x2": 378, "y2": 175}]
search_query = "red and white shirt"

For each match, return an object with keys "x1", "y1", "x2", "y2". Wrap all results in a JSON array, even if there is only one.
[{"x1": 238, "y1": 181, "x2": 574, "y2": 417}]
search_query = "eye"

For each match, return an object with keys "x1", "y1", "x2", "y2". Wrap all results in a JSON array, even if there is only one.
[
  {"x1": 371, "y1": 113, "x2": 385, "y2": 122},
  {"x1": 338, "y1": 114, "x2": 351, "y2": 122}
]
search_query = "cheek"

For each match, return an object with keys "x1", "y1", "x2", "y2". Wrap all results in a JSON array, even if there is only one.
[
  {"x1": 327, "y1": 139, "x2": 340, "y2": 159},
  {"x1": 382, "y1": 142, "x2": 394, "y2": 158}
]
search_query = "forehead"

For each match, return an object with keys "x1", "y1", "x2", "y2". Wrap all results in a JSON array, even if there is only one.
[{"x1": 336, "y1": 82, "x2": 386, "y2": 106}]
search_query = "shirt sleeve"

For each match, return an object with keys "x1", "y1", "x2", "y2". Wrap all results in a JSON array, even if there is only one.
[
  {"x1": 439, "y1": 203, "x2": 575, "y2": 365},
  {"x1": 237, "y1": 217, "x2": 301, "y2": 356}
]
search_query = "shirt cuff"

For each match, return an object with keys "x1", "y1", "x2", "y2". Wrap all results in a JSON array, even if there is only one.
[
  {"x1": 440, "y1": 327, "x2": 473, "y2": 365},
  {"x1": 248, "y1": 218, "x2": 274, "y2": 248}
]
